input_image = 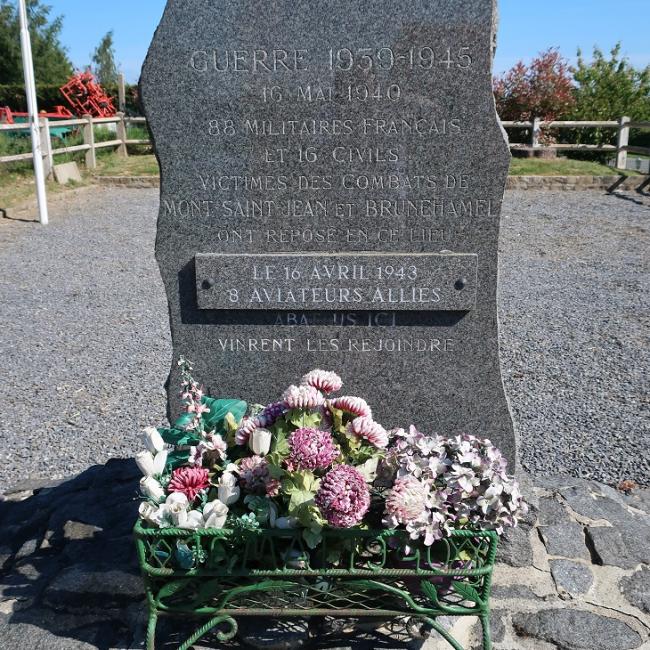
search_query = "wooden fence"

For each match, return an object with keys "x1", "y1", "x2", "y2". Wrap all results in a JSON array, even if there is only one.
[
  {"x1": 502, "y1": 117, "x2": 650, "y2": 171},
  {"x1": 0, "y1": 113, "x2": 148, "y2": 176},
  {"x1": 1, "y1": 114, "x2": 649, "y2": 174}
]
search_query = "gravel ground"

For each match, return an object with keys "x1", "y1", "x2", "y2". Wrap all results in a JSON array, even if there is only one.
[{"x1": 0, "y1": 187, "x2": 648, "y2": 489}]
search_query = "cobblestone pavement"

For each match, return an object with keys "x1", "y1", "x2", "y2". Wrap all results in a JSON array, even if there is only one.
[
  {"x1": 0, "y1": 465, "x2": 648, "y2": 649},
  {"x1": 0, "y1": 187, "x2": 648, "y2": 488}
]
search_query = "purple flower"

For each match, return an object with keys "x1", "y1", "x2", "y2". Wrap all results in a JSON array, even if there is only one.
[
  {"x1": 258, "y1": 401, "x2": 287, "y2": 427},
  {"x1": 286, "y1": 427, "x2": 340, "y2": 472},
  {"x1": 237, "y1": 456, "x2": 272, "y2": 494},
  {"x1": 315, "y1": 465, "x2": 370, "y2": 528},
  {"x1": 382, "y1": 430, "x2": 527, "y2": 543}
]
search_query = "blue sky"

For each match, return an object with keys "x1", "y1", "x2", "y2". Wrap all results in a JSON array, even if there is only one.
[{"x1": 49, "y1": 0, "x2": 650, "y2": 83}]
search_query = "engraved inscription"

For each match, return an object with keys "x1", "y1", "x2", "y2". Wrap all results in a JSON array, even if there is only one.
[
  {"x1": 195, "y1": 253, "x2": 477, "y2": 311},
  {"x1": 189, "y1": 46, "x2": 474, "y2": 74}
]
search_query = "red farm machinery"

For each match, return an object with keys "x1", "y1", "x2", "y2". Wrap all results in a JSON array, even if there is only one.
[
  {"x1": 59, "y1": 71, "x2": 116, "y2": 118},
  {"x1": 0, "y1": 71, "x2": 116, "y2": 135}
]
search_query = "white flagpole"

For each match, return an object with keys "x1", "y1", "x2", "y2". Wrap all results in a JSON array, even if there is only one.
[{"x1": 18, "y1": 0, "x2": 49, "y2": 225}]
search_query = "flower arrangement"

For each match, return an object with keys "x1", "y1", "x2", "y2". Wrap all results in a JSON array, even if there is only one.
[{"x1": 136, "y1": 360, "x2": 526, "y2": 551}]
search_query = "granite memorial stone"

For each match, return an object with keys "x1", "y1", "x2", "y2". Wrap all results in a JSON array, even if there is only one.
[{"x1": 142, "y1": 0, "x2": 517, "y2": 465}]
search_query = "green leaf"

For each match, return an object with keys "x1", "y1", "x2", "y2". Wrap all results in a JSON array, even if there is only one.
[
  {"x1": 166, "y1": 449, "x2": 190, "y2": 470},
  {"x1": 287, "y1": 409, "x2": 321, "y2": 429},
  {"x1": 202, "y1": 397, "x2": 247, "y2": 432},
  {"x1": 289, "y1": 489, "x2": 315, "y2": 513},
  {"x1": 173, "y1": 412, "x2": 196, "y2": 431},
  {"x1": 157, "y1": 579, "x2": 190, "y2": 602},
  {"x1": 159, "y1": 427, "x2": 201, "y2": 447},
  {"x1": 451, "y1": 581, "x2": 483, "y2": 605},
  {"x1": 292, "y1": 470, "x2": 319, "y2": 492},
  {"x1": 330, "y1": 406, "x2": 346, "y2": 434},
  {"x1": 357, "y1": 456, "x2": 380, "y2": 483},
  {"x1": 272, "y1": 428, "x2": 289, "y2": 456},
  {"x1": 302, "y1": 527, "x2": 323, "y2": 549},
  {"x1": 266, "y1": 463, "x2": 287, "y2": 480},
  {"x1": 206, "y1": 541, "x2": 227, "y2": 568}
]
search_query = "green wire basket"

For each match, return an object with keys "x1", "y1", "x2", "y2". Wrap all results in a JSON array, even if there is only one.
[{"x1": 134, "y1": 523, "x2": 498, "y2": 650}]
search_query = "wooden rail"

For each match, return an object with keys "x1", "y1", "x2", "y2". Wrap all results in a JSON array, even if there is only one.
[
  {"x1": 503, "y1": 116, "x2": 650, "y2": 170},
  {"x1": 1, "y1": 114, "x2": 649, "y2": 173},
  {"x1": 0, "y1": 112, "x2": 149, "y2": 175}
]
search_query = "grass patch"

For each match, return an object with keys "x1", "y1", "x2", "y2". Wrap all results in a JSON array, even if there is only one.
[
  {"x1": 0, "y1": 167, "x2": 89, "y2": 213},
  {"x1": 93, "y1": 153, "x2": 159, "y2": 176},
  {"x1": 509, "y1": 157, "x2": 636, "y2": 176}
]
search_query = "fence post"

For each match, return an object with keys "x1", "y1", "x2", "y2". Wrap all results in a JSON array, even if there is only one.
[
  {"x1": 83, "y1": 114, "x2": 96, "y2": 169},
  {"x1": 616, "y1": 116, "x2": 630, "y2": 170},
  {"x1": 118, "y1": 73, "x2": 126, "y2": 113},
  {"x1": 116, "y1": 111, "x2": 128, "y2": 157},
  {"x1": 531, "y1": 117, "x2": 541, "y2": 148},
  {"x1": 39, "y1": 117, "x2": 53, "y2": 179}
]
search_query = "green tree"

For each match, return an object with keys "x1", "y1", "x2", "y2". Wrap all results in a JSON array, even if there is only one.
[
  {"x1": 572, "y1": 43, "x2": 650, "y2": 121},
  {"x1": 91, "y1": 30, "x2": 118, "y2": 85},
  {"x1": 0, "y1": 0, "x2": 72, "y2": 85}
]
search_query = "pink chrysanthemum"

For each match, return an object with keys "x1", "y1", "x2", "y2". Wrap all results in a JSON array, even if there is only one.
[
  {"x1": 330, "y1": 396, "x2": 372, "y2": 419},
  {"x1": 384, "y1": 477, "x2": 429, "y2": 524},
  {"x1": 286, "y1": 427, "x2": 340, "y2": 472},
  {"x1": 235, "y1": 416, "x2": 258, "y2": 446},
  {"x1": 301, "y1": 369, "x2": 343, "y2": 395},
  {"x1": 315, "y1": 465, "x2": 370, "y2": 528},
  {"x1": 347, "y1": 417, "x2": 389, "y2": 448},
  {"x1": 235, "y1": 402, "x2": 287, "y2": 446},
  {"x1": 168, "y1": 466, "x2": 210, "y2": 501},
  {"x1": 237, "y1": 456, "x2": 271, "y2": 494},
  {"x1": 283, "y1": 384, "x2": 325, "y2": 409}
]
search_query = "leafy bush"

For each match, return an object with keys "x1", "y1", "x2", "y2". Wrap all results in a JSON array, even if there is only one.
[{"x1": 494, "y1": 48, "x2": 575, "y2": 122}]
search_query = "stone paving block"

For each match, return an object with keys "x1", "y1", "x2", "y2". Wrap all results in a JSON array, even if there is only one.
[
  {"x1": 538, "y1": 523, "x2": 590, "y2": 560},
  {"x1": 560, "y1": 486, "x2": 644, "y2": 527},
  {"x1": 537, "y1": 497, "x2": 571, "y2": 526},
  {"x1": 495, "y1": 524, "x2": 534, "y2": 567},
  {"x1": 513, "y1": 609, "x2": 642, "y2": 650},
  {"x1": 619, "y1": 567, "x2": 650, "y2": 614},
  {"x1": 549, "y1": 560, "x2": 593, "y2": 596},
  {"x1": 586, "y1": 526, "x2": 650, "y2": 569}
]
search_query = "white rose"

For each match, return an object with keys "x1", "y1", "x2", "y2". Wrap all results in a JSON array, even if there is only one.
[
  {"x1": 139, "y1": 501, "x2": 164, "y2": 527},
  {"x1": 142, "y1": 427, "x2": 165, "y2": 454},
  {"x1": 166, "y1": 492, "x2": 189, "y2": 508},
  {"x1": 135, "y1": 451, "x2": 156, "y2": 477},
  {"x1": 249, "y1": 428, "x2": 272, "y2": 456},
  {"x1": 152, "y1": 449, "x2": 168, "y2": 476},
  {"x1": 140, "y1": 476, "x2": 165, "y2": 501},
  {"x1": 168, "y1": 502, "x2": 188, "y2": 528},
  {"x1": 186, "y1": 511, "x2": 204, "y2": 530},
  {"x1": 203, "y1": 500, "x2": 229, "y2": 529},
  {"x1": 217, "y1": 472, "x2": 240, "y2": 506}
]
